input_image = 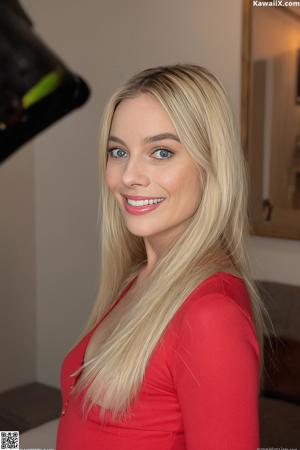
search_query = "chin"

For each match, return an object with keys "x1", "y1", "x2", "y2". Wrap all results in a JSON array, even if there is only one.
[
  {"x1": 126, "y1": 225, "x2": 162, "y2": 238},
  {"x1": 128, "y1": 229, "x2": 155, "y2": 238}
]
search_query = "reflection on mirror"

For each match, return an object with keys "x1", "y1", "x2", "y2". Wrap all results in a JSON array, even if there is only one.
[{"x1": 242, "y1": 1, "x2": 300, "y2": 240}]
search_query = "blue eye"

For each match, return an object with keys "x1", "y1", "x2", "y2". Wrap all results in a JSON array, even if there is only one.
[
  {"x1": 107, "y1": 148, "x2": 127, "y2": 158},
  {"x1": 106, "y1": 147, "x2": 174, "y2": 160},
  {"x1": 153, "y1": 148, "x2": 174, "y2": 159}
]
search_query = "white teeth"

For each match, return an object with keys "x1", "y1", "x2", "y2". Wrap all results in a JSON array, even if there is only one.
[{"x1": 127, "y1": 198, "x2": 164, "y2": 206}]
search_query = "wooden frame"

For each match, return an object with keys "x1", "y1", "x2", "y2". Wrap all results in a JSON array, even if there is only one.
[{"x1": 241, "y1": 0, "x2": 300, "y2": 240}]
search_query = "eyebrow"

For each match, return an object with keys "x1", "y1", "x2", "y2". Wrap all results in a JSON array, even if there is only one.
[{"x1": 108, "y1": 132, "x2": 181, "y2": 146}]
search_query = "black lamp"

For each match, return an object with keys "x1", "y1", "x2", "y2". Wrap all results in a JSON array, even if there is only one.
[{"x1": 0, "y1": 0, "x2": 91, "y2": 164}]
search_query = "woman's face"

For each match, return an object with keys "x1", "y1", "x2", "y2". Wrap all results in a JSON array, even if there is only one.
[{"x1": 105, "y1": 93, "x2": 203, "y2": 244}]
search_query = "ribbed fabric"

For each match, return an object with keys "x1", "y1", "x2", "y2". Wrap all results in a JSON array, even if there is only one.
[{"x1": 56, "y1": 272, "x2": 260, "y2": 450}]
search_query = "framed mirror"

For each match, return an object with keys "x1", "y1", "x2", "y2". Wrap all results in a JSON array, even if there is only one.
[{"x1": 241, "y1": 0, "x2": 300, "y2": 240}]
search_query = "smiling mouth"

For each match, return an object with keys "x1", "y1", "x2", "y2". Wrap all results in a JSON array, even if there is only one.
[{"x1": 125, "y1": 197, "x2": 165, "y2": 206}]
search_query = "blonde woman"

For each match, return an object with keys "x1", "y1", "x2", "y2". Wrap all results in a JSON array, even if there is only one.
[{"x1": 56, "y1": 64, "x2": 273, "y2": 450}]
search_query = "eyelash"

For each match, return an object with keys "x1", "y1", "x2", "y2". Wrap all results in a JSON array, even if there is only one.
[{"x1": 106, "y1": 147, "x2": 174, "y2": 160}]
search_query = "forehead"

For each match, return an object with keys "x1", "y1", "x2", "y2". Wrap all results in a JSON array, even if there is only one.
[{"x1": 110, "y1": 93, "x2": 176, "y2": 134}]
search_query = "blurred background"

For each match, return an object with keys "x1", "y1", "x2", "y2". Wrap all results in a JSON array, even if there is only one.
[{"x1": 0, "y1": 0, "x2": 299, "y2": 448}]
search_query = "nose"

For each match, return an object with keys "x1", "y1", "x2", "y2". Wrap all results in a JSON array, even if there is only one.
[{"x1": 121, "y1": 155, "x2": 150, "y2": 187}]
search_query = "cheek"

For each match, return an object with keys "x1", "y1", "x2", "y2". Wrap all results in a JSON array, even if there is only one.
[
  {"x1": 176, "y1": 174, "x2": 202, "y2": 213},
  {"x1": 162, "y1": 165, "x2": 201, "y2": 199},
  {"x1": 159, "y1": 168, "x2": 185, "y2": 193},
  {"x1": 105, "y1": 164, "x2": 120, "y2": 191}
]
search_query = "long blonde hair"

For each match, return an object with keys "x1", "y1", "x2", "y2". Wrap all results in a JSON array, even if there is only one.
[{"x1": 70, "y1": 63, "x2": 275, "y2": 424}]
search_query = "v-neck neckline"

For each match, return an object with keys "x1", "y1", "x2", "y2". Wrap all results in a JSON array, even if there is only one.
[{"x1": 69, "y1": 270, "x2": 243, "y2": 392}]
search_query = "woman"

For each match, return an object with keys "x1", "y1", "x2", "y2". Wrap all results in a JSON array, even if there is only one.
[{"x1": 56, "y1": 63, "x2": 273, "y2": 450}]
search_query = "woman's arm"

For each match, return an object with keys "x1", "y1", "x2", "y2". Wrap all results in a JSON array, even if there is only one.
[{"x1": 173, "y1": 293, "x2": 260, "y2": 450}]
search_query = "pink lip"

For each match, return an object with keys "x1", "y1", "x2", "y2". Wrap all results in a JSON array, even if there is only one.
[{"x1": 123, "y1": 196, "x2": 165, "y2": 215}]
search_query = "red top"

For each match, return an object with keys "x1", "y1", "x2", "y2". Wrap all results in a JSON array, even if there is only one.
[{"x1": 56, "y1": 271, "x2": 260, "y2": 450}]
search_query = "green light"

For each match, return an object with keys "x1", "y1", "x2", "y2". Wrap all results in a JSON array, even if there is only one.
[{"x1": 22, "y1": 66, "x2": 64, "y2": 109}]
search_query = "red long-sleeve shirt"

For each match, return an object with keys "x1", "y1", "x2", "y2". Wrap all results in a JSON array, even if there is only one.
[{"x1": 56, "y1": 271, "x2": 260, "y2": 450}]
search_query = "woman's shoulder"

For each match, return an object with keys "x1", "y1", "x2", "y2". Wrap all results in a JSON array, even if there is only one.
[
  {"x1": 167, "y1": 271, "x2": 260, "y2": 362},
  {"x1": 174, "y1": 271, "x2": 254, "y2": 332}
]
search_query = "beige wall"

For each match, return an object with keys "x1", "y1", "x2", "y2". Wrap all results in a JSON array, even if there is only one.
[
  {"x1": 0, "y1": 144, "x2": 36, "y2": 390},
  {"x1": 0, "y1": 0, "x2": 299, "y2": 391}
]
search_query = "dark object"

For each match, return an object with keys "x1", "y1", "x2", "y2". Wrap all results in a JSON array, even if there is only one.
[
  {"x1": 297, "y1": 49, "x2": 300, "y2": 104},
  {"x1": 262, "y1": 335, "x2": 300, "y2": 404},
  {"x1": 262, "y1": 199, "x2": 273, "y2": 222},
  {"x1": 256, "y1": 279, "x2": 300, "y2": 447},
  {"x1": 0, "y1": 382, "x2": 61, "y2": 433},
  {"x1": 0, "y1": 0, "x2": 91, "y2": 164}
]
